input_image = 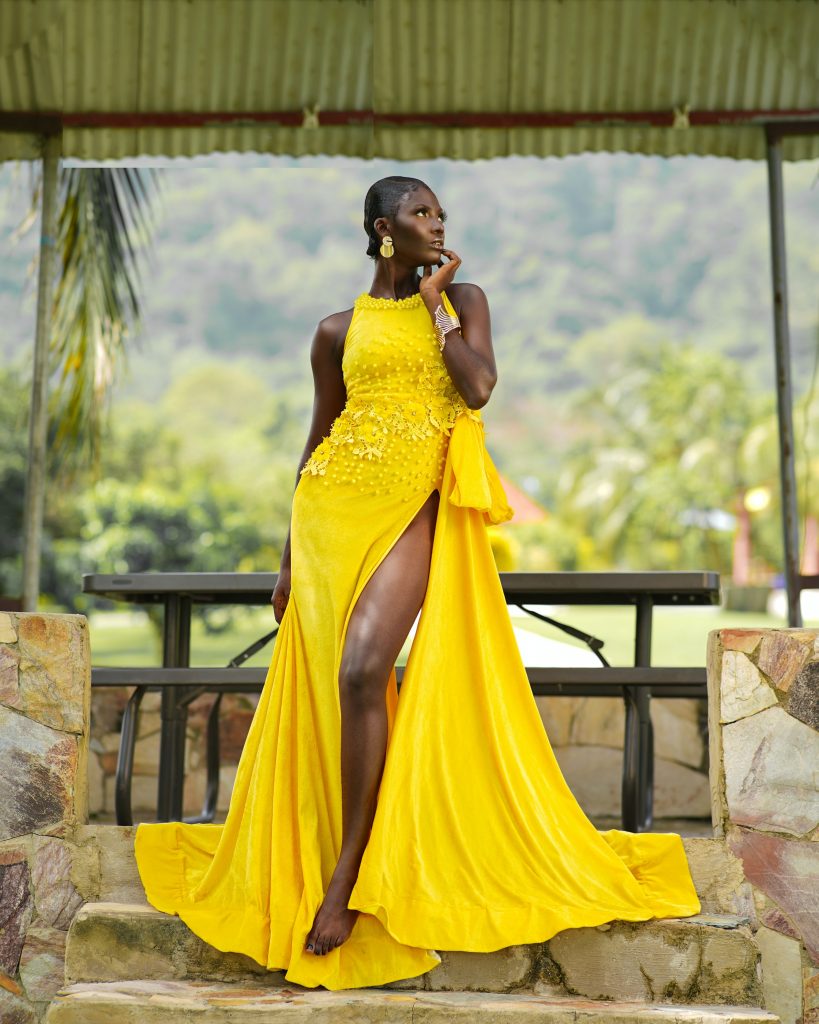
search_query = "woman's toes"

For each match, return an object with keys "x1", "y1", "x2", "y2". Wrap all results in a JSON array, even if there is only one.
[{"x1": 306, "y1": 902, "x2": 359, "y2": 956}]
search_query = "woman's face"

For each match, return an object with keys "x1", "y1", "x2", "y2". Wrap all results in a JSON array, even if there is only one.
[{"x1": 379, "y1": 186, "x2": 447, "y2": 267}]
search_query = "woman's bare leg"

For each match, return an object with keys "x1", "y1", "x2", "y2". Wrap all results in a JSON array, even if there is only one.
[{"x1": 305, "y1": 489, "x2": 440, "y2": 956}]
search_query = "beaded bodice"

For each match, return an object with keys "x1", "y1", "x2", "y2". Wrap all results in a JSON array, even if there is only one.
[{"x1": 300, "y1": 289, "x2": 480, "y2": 500}]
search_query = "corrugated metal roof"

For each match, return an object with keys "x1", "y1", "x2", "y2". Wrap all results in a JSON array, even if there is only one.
[
  {"x1": 1, "y1": 0, "x2": 817, "y2": 163},
  {"x1": 376, "y1": 0, "x2": 819, "y2": 160}
]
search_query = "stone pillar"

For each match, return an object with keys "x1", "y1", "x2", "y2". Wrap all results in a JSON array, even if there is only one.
[
  {"x1": 707, "y1": 627, "x2": 819, "y2": 1024},
  {"x1": 0, "y1": 613, "x2": 90, "y2": 1022}
]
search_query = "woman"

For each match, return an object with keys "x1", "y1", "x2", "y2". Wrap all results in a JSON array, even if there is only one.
[{"x1": 134, "y1": 175, "x2": 701, "y2": 991}]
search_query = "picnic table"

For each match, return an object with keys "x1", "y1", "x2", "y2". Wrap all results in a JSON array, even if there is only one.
[{"x1": 83, "y1": 570, "x2": 720, "y2": 832}]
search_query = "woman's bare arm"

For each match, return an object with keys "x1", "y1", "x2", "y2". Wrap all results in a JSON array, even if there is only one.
[
  {"x1": 438, "y1": 283, "x2": 496, "y2": 409},
  {"x1": 277, "y1": 312, "x2": 350, "y2": 573},
  {"x1": 271, "y1": 311, "x2": 349, "y2": 621},
  {"x1": 419, "y1": 266, "x2": 497, "y2": 409}
]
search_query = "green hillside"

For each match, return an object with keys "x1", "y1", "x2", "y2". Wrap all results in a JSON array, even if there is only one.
[{"x1": 1, "y1": 153, "x2": 817, "y2": 606}]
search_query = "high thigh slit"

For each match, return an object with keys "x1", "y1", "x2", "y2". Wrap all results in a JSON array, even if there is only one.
[
  {"x1": 336, "y1": 484, "x2": 440, "y2": 702},
  {"x1": 133, "y1": 288, "x2": 702, "y2": 991}
]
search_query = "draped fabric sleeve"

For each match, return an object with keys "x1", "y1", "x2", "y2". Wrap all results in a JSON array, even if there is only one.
[
  {"x1": 439, "y1": 288, "x2": 514, "y2": 526},
  {"x1": 447, "y1": 412, "x2": 514, "y2": 525}
]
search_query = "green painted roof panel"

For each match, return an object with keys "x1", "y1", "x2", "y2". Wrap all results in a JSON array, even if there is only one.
[{"x1": 1, "y1": 0, "x2": 817, "y2": 163}]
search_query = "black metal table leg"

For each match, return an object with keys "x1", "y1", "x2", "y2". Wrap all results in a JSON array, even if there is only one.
[
  {"x1": 115, "y1": 684, "x2": 147, "y2": 826},
  {"x1": 622, "y1": 596, "x2": 655, "y2": 832},
  {"x1": 157, "y1": 595, "x2": 192, "y2": 821}
]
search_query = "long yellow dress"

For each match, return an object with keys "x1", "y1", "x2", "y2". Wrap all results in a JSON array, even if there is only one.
[{"x1": 133, "y1": 288, "x2": 701, "y2": 991}]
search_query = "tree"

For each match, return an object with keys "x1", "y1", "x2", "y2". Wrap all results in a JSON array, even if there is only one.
[
  {"x1": 18, "y1": 158, "x2": 160, "y2": 608},
  {"x1": 556, "y1": 339, "x2": 763, "y2": 572},
  {"x1": 0, "y1": 369, "x2": 29, "y2": 602}
]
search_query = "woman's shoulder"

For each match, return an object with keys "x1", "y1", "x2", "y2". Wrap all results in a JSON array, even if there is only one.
[
  {"x1": 444, "y1": 281, "x2": 488, "y2": 316},
  {"x1": 319, "y1": 303, "x2": 356, "y2": 328},
  {"x1": 315, "y1": 305, "x2": 356, "y2": 364},
  {"x1": 315, "y1": 301, "x2": 354, "y2": 333}
]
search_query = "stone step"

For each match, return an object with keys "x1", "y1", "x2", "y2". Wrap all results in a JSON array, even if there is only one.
[
  {"x1": 45, "y1": 980, "x2": 781, "y2": 1024},
  {"x1": 65, "y1": 902, "x2": 763, "y2": 1006},
  {"x1": 71, "y1": 827, "x2": 755, "y2": 920}
]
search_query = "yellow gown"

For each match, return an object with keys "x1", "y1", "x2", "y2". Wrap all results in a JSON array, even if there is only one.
[{"x1": 133, "y1": 288, "x2": 701, "y2": 991}]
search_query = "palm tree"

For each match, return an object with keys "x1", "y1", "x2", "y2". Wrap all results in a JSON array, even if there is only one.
[{"x1": 18, "y1": 152, "x2": 160, "y2": 609}]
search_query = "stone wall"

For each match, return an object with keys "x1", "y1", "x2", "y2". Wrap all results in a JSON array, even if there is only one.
[
  {"x1": 0, "y1": 612, "x2": 90, "y2": 1023},
  {"x1": 88, "y1": 689, "x2": 709, "y2": 824},
  {"x1": 535, "y1": 695, "x2": 710, "y2": 819},
  {"x1": 88, "y1": 689, "x2": 249, "y2": 821},
  {"x1": 5, "y1": 611, "x2": 815, "y2": 1023},
  {"x1": 707, "y1": 627, "x2": 819, "y2": 1024}
]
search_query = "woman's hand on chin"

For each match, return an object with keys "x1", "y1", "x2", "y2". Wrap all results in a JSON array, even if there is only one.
[{"x1": 419, "y1": 248, "x2": 462, "y2": 300}]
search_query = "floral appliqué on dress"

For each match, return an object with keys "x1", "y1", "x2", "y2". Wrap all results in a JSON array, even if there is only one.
[{"x1": 300, "y1": 362, "x2": 480, "y2": 477}]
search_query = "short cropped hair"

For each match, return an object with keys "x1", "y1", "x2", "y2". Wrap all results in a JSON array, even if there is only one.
[{"x1": 363, "y1": 176, "x2": 428, "y2": 259}]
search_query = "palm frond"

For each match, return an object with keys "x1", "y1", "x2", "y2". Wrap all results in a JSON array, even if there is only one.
[
  {"x1": 47, "y1": 167, "x2": 160, "y2": 476},
  {"x1": 17, "y1": 166, "x2": 160, "y2": 478}
]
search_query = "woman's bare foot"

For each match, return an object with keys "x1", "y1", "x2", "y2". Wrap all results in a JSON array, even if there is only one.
[{"x1": 305, "y1": 871, "x2": 360, "y2": 956}]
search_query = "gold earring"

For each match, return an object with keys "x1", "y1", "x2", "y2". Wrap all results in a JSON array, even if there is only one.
[{"x1": 379, "y1": 234, "x2": 394, "y2": 258}]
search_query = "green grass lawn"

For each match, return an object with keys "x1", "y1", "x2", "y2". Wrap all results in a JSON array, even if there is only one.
[
  {"x1": 87, "y1": 604, "x2": 811, "y2": 669},
  {"x1": 510, "y1": 605, "x2": 805, "y2": 666}
]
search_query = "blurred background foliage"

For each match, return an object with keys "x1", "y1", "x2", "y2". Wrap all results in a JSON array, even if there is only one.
[{"x1": 1, "y1": 153, "x2": 818, "y2": 628}]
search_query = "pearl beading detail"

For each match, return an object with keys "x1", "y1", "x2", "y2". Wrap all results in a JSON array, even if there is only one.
[{"x1": 299, "y1": 291, "x2": 479, "y2": 499}]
